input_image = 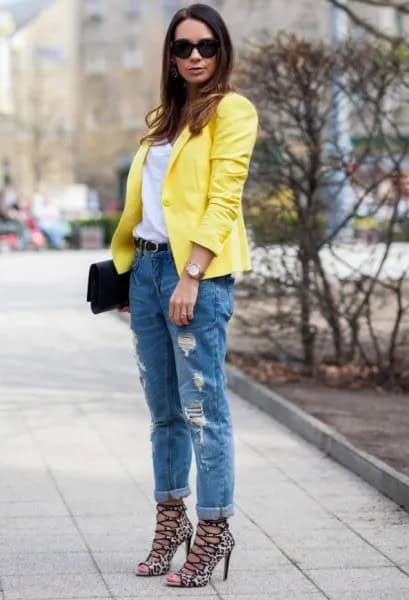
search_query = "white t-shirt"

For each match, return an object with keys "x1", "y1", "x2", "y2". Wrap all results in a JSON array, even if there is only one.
[{"x1": 133, "y1": 140, "x2": 172, "y2": 243}]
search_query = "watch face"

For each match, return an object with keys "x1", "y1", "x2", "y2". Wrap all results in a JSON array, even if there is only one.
[{"x1": 189, "y1": 264, "x2": 200, "y2": 277}]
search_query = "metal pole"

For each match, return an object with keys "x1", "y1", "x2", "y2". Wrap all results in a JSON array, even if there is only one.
[{"x1": 328, "y1": 0, "x2": 355, "y2": 241}]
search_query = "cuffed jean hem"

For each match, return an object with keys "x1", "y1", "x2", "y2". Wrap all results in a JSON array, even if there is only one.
[
  {"x1": 196, "y1": 503, "x2": 235, "y2": 520},
  {"x1": 154, "y1": 486, "x2": 191, "y2": 503}
]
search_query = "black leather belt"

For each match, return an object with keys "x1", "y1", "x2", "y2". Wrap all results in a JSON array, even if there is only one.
[{"x1": 133, "y1": 237, "x2": 169, "y2": 253}]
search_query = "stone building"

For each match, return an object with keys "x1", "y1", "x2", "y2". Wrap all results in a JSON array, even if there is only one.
[
  {"x1": 77, "y1": 0, "x2": 166, "y2": 207},
  {"x1": 5, "y1": 0, "x2": 187, "y2": 205},
  {"x1": 9, "y1": 0, "x2": 78, "y2": 198}
]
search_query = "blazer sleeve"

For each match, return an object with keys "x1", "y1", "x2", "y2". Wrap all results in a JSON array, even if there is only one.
[{"x1": 189, "y1": 93, "x2": 259, "y2": 256}]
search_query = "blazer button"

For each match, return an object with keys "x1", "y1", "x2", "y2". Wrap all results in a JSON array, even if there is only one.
[{"x1": 163, "y1": 198, "x2": 171, "y2": 207}]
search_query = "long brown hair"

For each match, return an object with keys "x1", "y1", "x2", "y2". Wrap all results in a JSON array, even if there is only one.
[{"x1": 141, "y1": 3, "x2": 235, "y2": 145}]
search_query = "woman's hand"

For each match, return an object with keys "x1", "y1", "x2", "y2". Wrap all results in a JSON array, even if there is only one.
[
  {"x1": 118, "y1": 305, "x2": 130, "y2": 313},
  {"x1": 169, "y1": 274, "x2": 199, "y2": 326}
]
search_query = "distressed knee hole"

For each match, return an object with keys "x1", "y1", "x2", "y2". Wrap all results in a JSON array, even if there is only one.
[
  {"x1": 185, "y1": 402, "x2": 207, "y2": 468},
  {"x1": 177, "y1": 333, "x2": 196, "y2": 357},
  {"x1": 193, "y1": 371, "x2": 205, "y2": 392},
  {"x1": 184, "y1": 402, "x2": 207, "y2": 443}
]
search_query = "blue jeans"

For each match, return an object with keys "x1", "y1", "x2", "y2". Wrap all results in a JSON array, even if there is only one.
[{"x1": 129, "y1": 246, "x2": 235, "y2": 520}]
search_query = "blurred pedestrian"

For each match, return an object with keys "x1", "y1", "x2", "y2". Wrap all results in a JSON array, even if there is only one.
[
  {"x1": 110, "y1": 3, "x2": 258, "y2": 589},
  {"x1": 32, "y1": 192, "x2": 65, "y2": 249}
]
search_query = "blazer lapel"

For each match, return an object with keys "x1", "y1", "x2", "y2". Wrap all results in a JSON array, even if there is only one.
[
  {"x1": 124, "y1": 143, "x2": 150, "y2": 215},
  {"x1": 166, "y1": 125, "x2": 192, "y2": 177},
  {"x1": 127, "y1": 125, "x2": 192, "y2": 213}
]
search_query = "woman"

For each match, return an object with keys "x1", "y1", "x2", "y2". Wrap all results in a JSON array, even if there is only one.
[{"x1": 110, "y1": 2, "x2": 258, "y2": 589}]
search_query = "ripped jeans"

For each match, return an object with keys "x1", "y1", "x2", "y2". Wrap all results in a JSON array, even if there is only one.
[{"x1": 129, "y1": 246, "x2": 235, "y2": 520}]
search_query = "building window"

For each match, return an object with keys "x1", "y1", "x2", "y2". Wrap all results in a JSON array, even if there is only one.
[
  {"x1": 123, "y1": 45, "x2": 142, "y2": 69},
  {"x1": 126, "y1": 0, "x2": 141, "y2": 17},
  {"x1": 85, "y1": 0, "x2": 104, "y2": 20},
  {"x1": 33, "y1": 45, "x2": 65, "y2": 65},
  {"x1": 85, "y1": 53, "x2": 106, "y2": 74}
]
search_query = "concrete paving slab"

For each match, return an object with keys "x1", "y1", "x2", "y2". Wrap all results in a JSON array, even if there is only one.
[
  {"x1": 345, "y1": 523, "x2": 409, "y2": 563},
  {"x1": 0, "y1": 552, "x2": 97, "y2": 576},
  {"x1": 1, "y1": 474, "x2": 63, "y2": 504},
  {"x1": 305, "y1": 566, "x2": 409, "y2": 597},
  {"x1": 0, "y1": 534, "x2": 88, "y2": 555},
  {"x1": 73, "y1": 522, "x2": 152, "y2": 554},
  {"x1": 212, "y1": 567, "x2": 321, "y2": 595},
  {"x1": 0, "y1": 516, "x2": 76, "y2": 530},
  {"x1": 264, "y1": 522, "x2": 373, "y2": 547},
  {"x1": 1, "y1": 573, "x2": 110, "y2": 600},
  {"x1": 0, "y1": 501, "x2": 69, "y2": 518},
  {"x1": 75, "y1": 515, "x2": 149, "y2": 535},
  {"x1": 58, "y1": 499, "x2": 143, "y2": 518},
  {"x1": 222, "y1": 546, "x2": 290, "y2": 570},
  {"x1": 91, "y1": 551, "x2": 141, "y2": 574},
  {"x1": 0, "y1": 521, "x2": 88, "y2": 554},
  {"x1": 282, "y1": 542, "x2": 391, "y2": 570},
  {"x1": 338, "y1": 506, "x2": 409, "y2": 527}
]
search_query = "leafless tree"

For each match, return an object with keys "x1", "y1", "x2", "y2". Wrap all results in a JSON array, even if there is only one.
[{"x1": 236, "y1": 35, "x2": 409, "y2": 389}]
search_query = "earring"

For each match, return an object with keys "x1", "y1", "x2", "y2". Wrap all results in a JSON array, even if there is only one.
[{"x1": 171, "y1": 61, "x2": 179, "y2": 79}]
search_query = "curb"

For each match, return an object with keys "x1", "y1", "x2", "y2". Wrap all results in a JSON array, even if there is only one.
[{"x1": 226, "y1": 363, "x2": 409, "y2": 513}]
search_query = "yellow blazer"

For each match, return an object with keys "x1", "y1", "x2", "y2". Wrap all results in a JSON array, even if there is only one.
[{"x1": 110, "y1": 91, "x2": 259, "y2": 279}]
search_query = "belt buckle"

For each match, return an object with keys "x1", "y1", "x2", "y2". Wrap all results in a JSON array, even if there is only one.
[{"x1": 151, "y1": 241, "x2": 159, "y2": 253}]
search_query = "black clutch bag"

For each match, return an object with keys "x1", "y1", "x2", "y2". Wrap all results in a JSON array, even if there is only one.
[{"x1": 87, "y1": 259, "x2": 131, "y2": 314}]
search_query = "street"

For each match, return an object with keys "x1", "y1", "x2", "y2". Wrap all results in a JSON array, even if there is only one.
[{"x1": 1, "y1": 250, "x2": 409, "y2": 600}]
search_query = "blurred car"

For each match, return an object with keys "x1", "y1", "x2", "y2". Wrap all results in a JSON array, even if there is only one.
[{"x1": 0, "y1": 217, "x2": 48, "y2": 251}]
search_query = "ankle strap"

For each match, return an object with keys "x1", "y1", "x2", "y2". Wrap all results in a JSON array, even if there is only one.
[
  {"x1": 157, "y1": 502, "x2": 186, "y2": 512},
  {"x1": 200, "y1": 518, "x2": 228, "y2": 528}
]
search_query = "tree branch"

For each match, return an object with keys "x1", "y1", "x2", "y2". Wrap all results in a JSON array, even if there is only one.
[{"x1": 326, "y1": 0, "x2": 405, "y2": 44}]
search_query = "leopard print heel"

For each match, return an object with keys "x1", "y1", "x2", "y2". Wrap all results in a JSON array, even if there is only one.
[
  {"x1": 166, "y1": 518, "x2": 235, "y2": 588},
  {"x1": 136, "y1": 503, "x2": 193, "y2": 577}
]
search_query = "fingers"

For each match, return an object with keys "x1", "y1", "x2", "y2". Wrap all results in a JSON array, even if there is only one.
[
  {"x1": 169, "y1": 279, "x2": 199, "y2": 326},
  {"x1": 118, "y1": 305, "x2": 130, "y2": 313},
  {"x1": 170, "y1": 300, "x2": 194, "y2": 326}
]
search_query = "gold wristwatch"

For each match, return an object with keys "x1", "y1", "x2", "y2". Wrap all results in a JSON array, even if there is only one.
[{"x1": 184, "y1": 262, "x2": 204, "y2": 280}]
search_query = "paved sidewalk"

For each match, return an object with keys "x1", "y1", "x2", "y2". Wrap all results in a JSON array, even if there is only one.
[{"x1": 1, "y1": 250, "x2": 409, "y2": 600}]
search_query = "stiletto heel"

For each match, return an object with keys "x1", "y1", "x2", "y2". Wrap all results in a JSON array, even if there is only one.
[
  {"x1": 223, "y1": 549, "x2": 232, "y2": 580},
  {"x1": 166, "y1": 518, "x2": 235, "y2": 588},
  {"x1": 136, "y1": 503, "x2": 194, "y2": 577}
]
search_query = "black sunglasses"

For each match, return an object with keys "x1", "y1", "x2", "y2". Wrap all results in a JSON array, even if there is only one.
[{"x1": 170, "y1": 38, "x2": 220, "y2": 59}]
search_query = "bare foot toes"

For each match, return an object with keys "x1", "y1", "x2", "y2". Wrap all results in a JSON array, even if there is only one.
[
  {"x1": 166, "y1": 573, "x2": 182, "y2": 586},
  {"x1": 136, "y1": 563, "x2": 149, "y2": 575}
]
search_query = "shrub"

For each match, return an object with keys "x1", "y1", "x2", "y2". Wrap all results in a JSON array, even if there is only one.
[{"x1": 69, "y1": 213, "x2": 121, "y2": 247}]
